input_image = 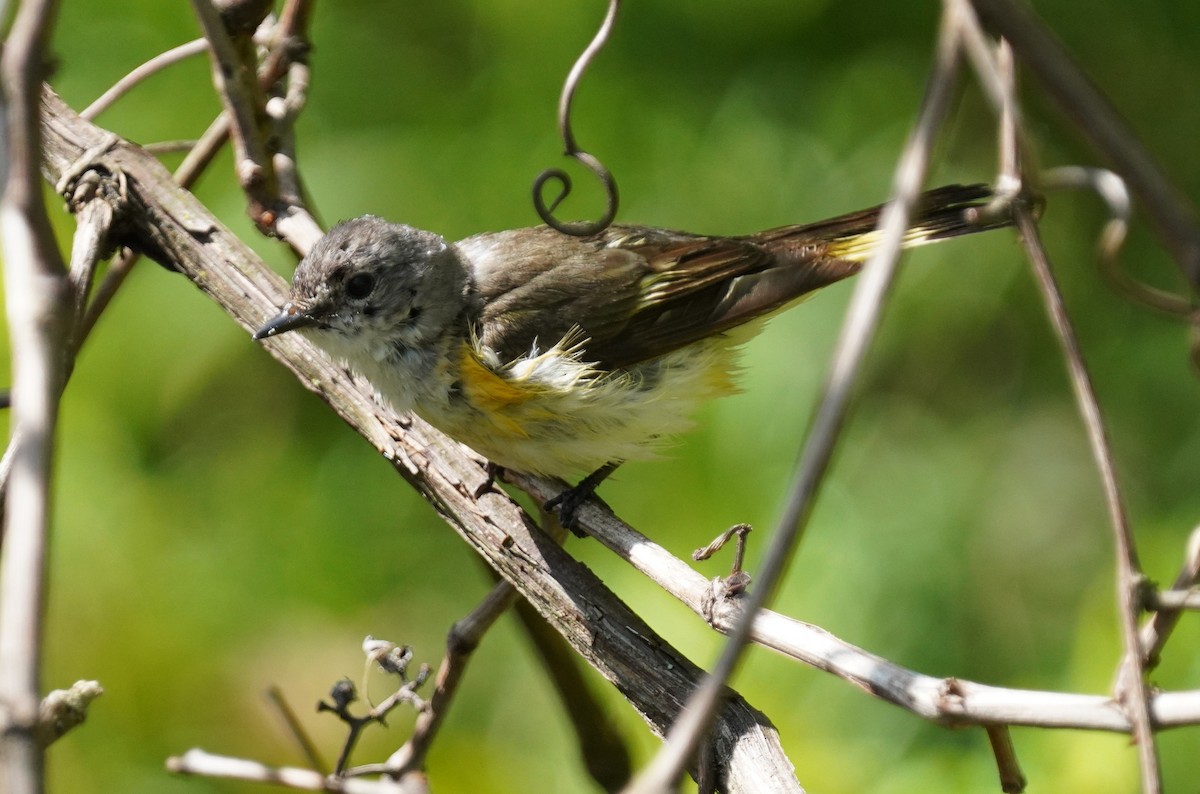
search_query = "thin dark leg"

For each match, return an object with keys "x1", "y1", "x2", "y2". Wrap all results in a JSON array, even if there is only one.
[{"x1": 544, "y1": 461, "x2": 621, "y2": 532}]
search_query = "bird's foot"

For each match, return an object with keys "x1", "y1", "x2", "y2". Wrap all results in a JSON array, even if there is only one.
[{"x1": 543, "y1": 461, "x2": 620, "y2": 535}]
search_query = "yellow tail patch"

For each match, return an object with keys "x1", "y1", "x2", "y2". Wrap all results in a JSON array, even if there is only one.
[{"x1": 825, "y1": 225, "x2": 943, "y2": 263}]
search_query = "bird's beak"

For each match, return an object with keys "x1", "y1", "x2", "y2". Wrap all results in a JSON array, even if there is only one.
[{"x1": 253, "y1": 303, "x2": 321, "y2": 340}]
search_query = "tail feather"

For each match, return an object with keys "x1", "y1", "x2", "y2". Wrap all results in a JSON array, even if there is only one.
[{"x1": 757, "y1": 183, "x2": 1006, "y2": 262}]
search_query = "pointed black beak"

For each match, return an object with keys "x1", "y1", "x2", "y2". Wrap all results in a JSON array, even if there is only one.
[{"x1": 253, "y1": 304, "x2": 319, "y2": 340}]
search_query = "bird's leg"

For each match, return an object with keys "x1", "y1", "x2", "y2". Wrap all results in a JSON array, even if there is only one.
[
  {"x1": 544, "y1": 461, "x2": 621, "y2": 532},
  {"x1": 474, "y1": 461, "x2": 503, "y2": 498}
]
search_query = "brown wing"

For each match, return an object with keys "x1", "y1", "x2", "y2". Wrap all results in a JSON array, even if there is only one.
[{"x1": 461, "y1": 183, "x2": 1001, "y2": 370}]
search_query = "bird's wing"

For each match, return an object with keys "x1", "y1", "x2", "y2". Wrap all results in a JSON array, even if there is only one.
[{"x1": 462, "y1": 184, "x2": 1001, "y2": 370}]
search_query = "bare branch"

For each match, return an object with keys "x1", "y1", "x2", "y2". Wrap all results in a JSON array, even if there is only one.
[
  {"x1": 33, "y1": 680, "x2": 102, "y2": 748},
  {"x1": 382, "y1": 581, "x2": 519, "y2": 777},
  {"x1": 81, "y1": 38, "x2": 209, "y2": 120},
  {"x1": 1013, "y1": 202, "x2": 1160, "y2": 792},
  {"x1": 191, "y1": 0, "x2": 322, "y2": 248},
  {"x1": 1137, "y1": 526, "x2": 1200, "y2": 675},
  {"x1": 0, "y1": 1, "x2": 69, "y2": 791},
  {"x1": 968, "y1": 0, "x2": 1200, "y2": 286},
  {"x1": 511, "y1": 472, "x2": 1200, "y2": 733},
  {"x1": 267, "y1": 685, "x2": 328, "y2": 776},
  {"x1": 167, "y1": 748, "x2": 421, "y2": 793},
  {"x1": 190, "y1": 0, "x2": 278, "y2": 219},
  {"x1": 984, "y1": 725, "x2": 1026, "y2": 793}
]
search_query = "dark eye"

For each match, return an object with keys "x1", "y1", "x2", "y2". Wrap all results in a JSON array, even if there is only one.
[{"x1": 345, "y1": 272, "x2": 376, "y2": 300}]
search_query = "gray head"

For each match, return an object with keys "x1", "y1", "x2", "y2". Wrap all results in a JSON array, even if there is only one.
[{"x1": 254, "y1": 217, "x2": 469, "y2": 355}]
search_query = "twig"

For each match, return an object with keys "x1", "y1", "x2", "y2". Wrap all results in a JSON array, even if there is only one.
[
  {"x1": 172, "y1": 112, "x2": 233, "y2": 189},
  {"x1": 1136, "y1": 526, "x2": 1200, "y2": 674},
  {"x1": 71, "y1": 248, "x2": 136, "y2": 354},
  {"x1": 75, "y1": 2, "x2": 317, "y2": 352},
  {"x1": 0, "y1": 1, "x2": 69, "y2": 792},
  {"x1": 264, "y1": 44, "x2": 322, "y2": 252},
  {"x1": 260, "y1": 0, "x2": 321, "y2": 250},
  {"x1": 1043, "y1": 166, "x2": 1192, "y2": 317},
  {"x1": 626, "y1": 5, "x2": 971, "y2": 789},
  {"x1": 510, "y1": 471, "x2": 1200, "y2": 733},
  {"x1": 380, "y1": 581, "x2": 520, "y2": 777},
  {"x1": 167, "y1": 748, "x2": 418, "y2": 792},
  {"x1": 33, "y1": 680, "x2": 102, "y2": 748},
  {"x1": 978, "y1": 40, "x2": 1029, "y2": 794},
  {"x1": 984, "y1": 725, "x2": 1026, "y2": 793},
  {"x1": 693, "y1": 524, "x2": 752, "y2": 595},
  {"x1": 61, "y1": 165, "x2": 126, "y2": 339},
  {"x1": 1012, "y1": 202, "x2": 1160, "y2": 792},
  {"x1": 267, "y1": 685, "x2": 328, "y2": 775},
  {"x1": 1147, "y1": 588, "x2": 1200, "y2": 611},
  {"x1": 192, "y1": 0, "x2": 321, "y2": 247},
  {"x1": 190, "y1": 0, "x2": 279, "y2": 226},
  {"x1": 948, "y1": 48, "x2": 1158, "y2": 788},
  {"x1": 175, "y1": 0, "x2": 312, "y2": 196},
  {"x1": 81, "y1": 38, "x2": 209, "y2": 120},
  {"x1": 319, "y1": 643, "x2": 430, "y2": 777},
  {"x1": 141, "y1": 139, "x2": 201, "y2": 155},
  {"x1": 968, "y1": 0, "x2": 1200, "y2": 286}
]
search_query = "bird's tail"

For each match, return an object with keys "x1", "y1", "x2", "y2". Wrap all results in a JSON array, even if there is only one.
[{"x1": 757, "y1": 183, "x2": 1011, "y2": 262}]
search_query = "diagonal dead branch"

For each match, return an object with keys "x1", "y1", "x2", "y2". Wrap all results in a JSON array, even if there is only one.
[{"x1": 38, "y1": 86, "x2": 800, "y2": 793}]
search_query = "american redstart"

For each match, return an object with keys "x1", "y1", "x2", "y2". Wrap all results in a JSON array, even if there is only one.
[{"x1": 255, "y1": 184, "x2": 1009, "y2": 525}]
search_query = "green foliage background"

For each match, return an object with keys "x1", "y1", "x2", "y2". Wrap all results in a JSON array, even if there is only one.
[{"x1": 14, "y1": 1, "x2": 1200, "y2": 791}]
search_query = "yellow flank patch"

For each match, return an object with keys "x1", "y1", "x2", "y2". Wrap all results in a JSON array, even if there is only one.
[
  {"x1": 457, "y1": 344, "x2": 537, "y2": 438},
  {"x1": 703, "y1": 362, "x2": 739, "y2": 395}
]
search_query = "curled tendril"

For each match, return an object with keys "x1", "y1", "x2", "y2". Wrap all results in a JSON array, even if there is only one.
[
  {"x1": 533, "y1": 153, "x2": 619, "y2": 237},
  {"x1": 532, "y1": 0, "x2": 620, "y2": 237},
  {"x1": 1044, "y1": 166, "x2": 1192, "y2": 317}
]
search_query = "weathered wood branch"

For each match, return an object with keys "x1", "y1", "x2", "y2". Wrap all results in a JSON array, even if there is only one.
[{"x1": 38, "y1": 86, "x2": 801, "y2": 793}]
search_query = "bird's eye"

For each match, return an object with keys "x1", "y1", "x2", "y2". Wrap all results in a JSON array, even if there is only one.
[{"x1": 345, "y1": 272, "x2": 376, "y2": 300}]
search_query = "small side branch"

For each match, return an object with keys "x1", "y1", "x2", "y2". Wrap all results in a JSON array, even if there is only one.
[
  {"x1": 1013, "y1": 204, "x2": 1160, "y2": 791},
  {"x1": 381, "y1": 582, "x2": 519, "y2": 778},
  {"x1": 81, "y1": 38, "x2": 209, "y2": 120},
  {"x1": 968, "y1": 0, "x2": 1200, "y2": 285}
]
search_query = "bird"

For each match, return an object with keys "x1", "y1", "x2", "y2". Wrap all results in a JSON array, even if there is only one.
[{"x1": 255, "y1": 184, "x2": 1009, "y2": 527}]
